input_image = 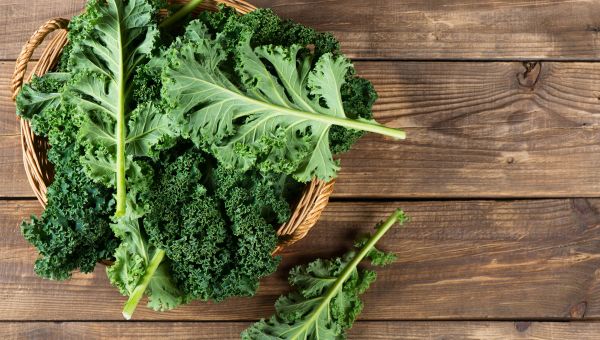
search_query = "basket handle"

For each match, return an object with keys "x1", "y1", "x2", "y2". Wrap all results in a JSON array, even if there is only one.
[{"x1": 11, "y1": 18, "x2": 69, "y2": 102}]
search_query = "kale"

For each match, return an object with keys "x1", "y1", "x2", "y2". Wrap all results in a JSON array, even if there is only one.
[
  {"x1": 243, "y1": 210, "x2": 407, "y2": 339},
  {"x1": 144, "y1": 148, "x2": 289, "y2": 301},
  {"x1": 15, "y1": 0, "x2": 394, "y2": 320},
  {"x1": 162, "y1": 21, "x2": 402, "y2": 182},
  {"x1": 18, "y1": 75, "x2": 117, "y2": 281},
  {"x1": 195, "y1": 7, "x2": 380, "y2": 155}
]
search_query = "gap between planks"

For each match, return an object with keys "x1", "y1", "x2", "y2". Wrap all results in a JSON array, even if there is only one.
[{"x1": 4, "y1": 321, "x2": 600, "y2": 340}]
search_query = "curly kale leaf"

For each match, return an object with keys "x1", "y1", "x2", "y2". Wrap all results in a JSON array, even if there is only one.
[
  {"x1": 21, "y1": 149, "x2": 118, "y2": 281},
  {"x1": 17, "y1": 73, "x2": 117, "y2": 280},
  {"x1": 16, "y1": 73, "x2": 69, "y2": 121},
  {"x1": 197, "y1": 7, "x2": 339, "y2": 62},
  {"x1": 145, "y1": 148, "x2": 286, "y2": 302},
  {"x1": 63, "y1": 0, "x2": 180, "y2": 319},
  {"x1": 65, "y1": 0, "x2": 173, "y2": 217},
  {"x1": 242, "y1": 210, "x2": 407, "y2": 340},
  {"x1": 163, "y1": 22, "x2": 403, "y2": 182},
  {"x1": 107, "y1": 213, "x2": 184, "y2": 317}
]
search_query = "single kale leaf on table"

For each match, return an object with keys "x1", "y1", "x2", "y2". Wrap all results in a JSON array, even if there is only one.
[{"x1": 243, "y1": 210, "x2": 408, "y2": 340}]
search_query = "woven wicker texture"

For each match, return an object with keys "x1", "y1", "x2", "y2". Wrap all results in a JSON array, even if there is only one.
[{"x1": 10, "y1": 0, "x2": 335, "y2": 251}]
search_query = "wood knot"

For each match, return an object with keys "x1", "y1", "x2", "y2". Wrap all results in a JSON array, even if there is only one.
[
  {"x1": 515, "y1": 321, "x2": 531, "y2": 332},
  {"x1": 506, "y1": 157, "x2": 515, "y2": 164},
  {"x1": 586, "y1": 25, "x2": 600, "y2": 33},
  {"x1": 569, "y1": 301, "x2": 587, "y2": 318},
  {"x1": 517, "y1": 62, "x2": 541, "y2": 90}
]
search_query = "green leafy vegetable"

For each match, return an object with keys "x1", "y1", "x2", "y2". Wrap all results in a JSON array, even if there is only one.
[
  {"x1": 195, "y1": 7, "x2": 379, "y2": 155},
  {"x1": 15, "y1": 0, "x2": 403, "y2": 322},
  {"x1": 145, "y1": 147, "x2": 290, "y2": 302},
  {"x1": 163, "y1": 21, "x2": 404, "y2": 182},
  {"x1": 17, "y1": 41, "x2": 117, "y2": 281},
  {"x1": 66, "y1": 0, "x2": 170, "y2": 217},
  {"x1": 65, "y1": 0, "x2": 179, "y2": 319},
  {"x1": 108, "y1": 214, "x2": 183, "y2": 318},
  {"x1": 242, "y1": 210, "x2": 407, "y2": 339}
]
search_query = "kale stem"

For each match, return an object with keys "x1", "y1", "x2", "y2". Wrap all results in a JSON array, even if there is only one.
[
  {"x1": 122, "y1": 249, "x2": 166, "y2": 320},
  {"x1": 160, "y1": 0, "x2": 205, "y2": 29},
  {"x1": 322, "y1": 209, "x2": 404, "y2": 302}
]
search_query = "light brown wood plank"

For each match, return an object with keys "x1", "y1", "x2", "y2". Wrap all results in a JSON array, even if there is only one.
[
  {"x1": 0, "y1": 136, "x2": 33, "y2": 197},
  {"x1": 2, "y1": 199, "x2": 600, "y2": 320},
  {"x1": 3, "y1": 61, "x2": 600, "y2": 198},
  {"x1": 3, "y1": 1, "x2": 600, "y2": 60},
  {"x1": 0, "y1": 1, "x2": 84, "y2": 60},
  {"x1": 4, "y1": 321, "x2": 600, "y2": 340}
]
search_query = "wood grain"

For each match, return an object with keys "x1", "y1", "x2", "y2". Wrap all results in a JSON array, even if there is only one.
[
  {"x1": 0, "y1": 0, "x2": 83, "y2": 60},
  {"x1": 4, "y1": 321, "x2": 600, "y2": 340},
  {"x1": 4, "y1": 61, "x2": 600, "y2": 198},
  {"x1": 3, "y1": 0, "x2": 600, "y2": 60},
  {"x1": 336, "y1": 61, "x2": 600, "y2": 198},
  {"x1": 251, "y1": 0, "x2": 600, "y2": 60},
  {"x1": 3, "y1": 199, "x2": 600, "y2": 321}
]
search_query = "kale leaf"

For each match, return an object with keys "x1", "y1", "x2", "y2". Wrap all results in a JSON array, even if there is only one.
[
  {"x1": 242, "y1": 210, "x2": 407, "y2": 339},
  {"x1": 65, "y1": 0, "x2": 171, "y2": 216},
  {"x1": 162, "y1": 21, "x2": 403, "y2": 182},
  {"x1": 62, "y1": 0, "x2": 180, "y2": 318},
  {"x1": 195, "y1": 7, "x2": 379, "y2": 155},
  {"x1": 17, "y1": 70, "x2": 117, "y2": 281}
]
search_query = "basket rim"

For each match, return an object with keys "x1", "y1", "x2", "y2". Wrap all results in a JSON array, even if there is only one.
[{"x1": 11, "y1": 0, "x2": 335, "y2": 252}]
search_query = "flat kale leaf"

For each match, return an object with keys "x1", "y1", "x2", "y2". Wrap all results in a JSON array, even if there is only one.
[{"x1": 163, "y1": 22, "x2": 404, "y2": 182}]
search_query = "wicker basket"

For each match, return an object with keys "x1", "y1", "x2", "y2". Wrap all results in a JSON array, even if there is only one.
[{"x1": 10, "y1": 0, "x2": 335, "y2": 253}]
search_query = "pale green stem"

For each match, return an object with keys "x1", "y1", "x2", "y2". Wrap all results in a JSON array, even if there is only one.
[
  {"x1": 115, "y1": 5, "x2": 127, "y2": 218},
  {"x1": 160, "y1": 0, "x2": 205, "y2": 29},
  {"x1": 240, "y1": 85, "x2": 407, "y2": 140},
  {"x1": 122, "y1": 249, "x2": 166, "y2": 320}
]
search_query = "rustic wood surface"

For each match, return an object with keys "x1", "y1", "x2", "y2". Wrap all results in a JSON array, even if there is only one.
[
  {"x1": 3, "y1": 0, "x2": 600, "y2": 339},
  {"x1": 4, "y1": 61, "x2": 600, "y2": 198},
  {"x1": 3, "y1": 0, "x2": 600, "y2": 60},
  {"x1": 4, "y1": 321, "x2": 600, "y2": 340},
  {"x1": 4, "y1": 200, "x2": 600, "y2": 321}
]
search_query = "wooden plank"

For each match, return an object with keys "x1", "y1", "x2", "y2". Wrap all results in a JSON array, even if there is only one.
[
  {"x1": 3, "y1": 0, "x2": 600, "y2": 60},
  {"x1": 0, "y1": 0, "x2": 84, "y2": 60},
  {"x1": 3, "y1": 61, "x2": 600, "y2": 198},
  {"x1": 250, "y1": 0, "x2": 600, "y2": 60},
  {"x1": 4, "y1": 321, "x2": 600, "y2": 340},
  {"x1": 335, "y1": 61, "x2": 600, "y2": 198},
  {"x1": 0, "y1": 136, "x2": 33, "y2": 197},
  {"x1": 3, "y1": 199, "x2": 600, "y2": 320}
]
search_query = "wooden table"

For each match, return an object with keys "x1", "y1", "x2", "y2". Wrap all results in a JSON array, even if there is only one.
[{"x1": 2, "y1": 0, "x2": 600, "y2": 339}]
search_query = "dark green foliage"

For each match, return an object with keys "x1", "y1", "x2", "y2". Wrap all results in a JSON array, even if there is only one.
[
  {"x1": 16, "y1": 0, "x2": 120, "y2": 281},
  {"x1": 15, "y1": 0, "x2": 387, "y2": 318},
  {"x1": 145, "y1": 148, "x2": 292, "y2": 301}
]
